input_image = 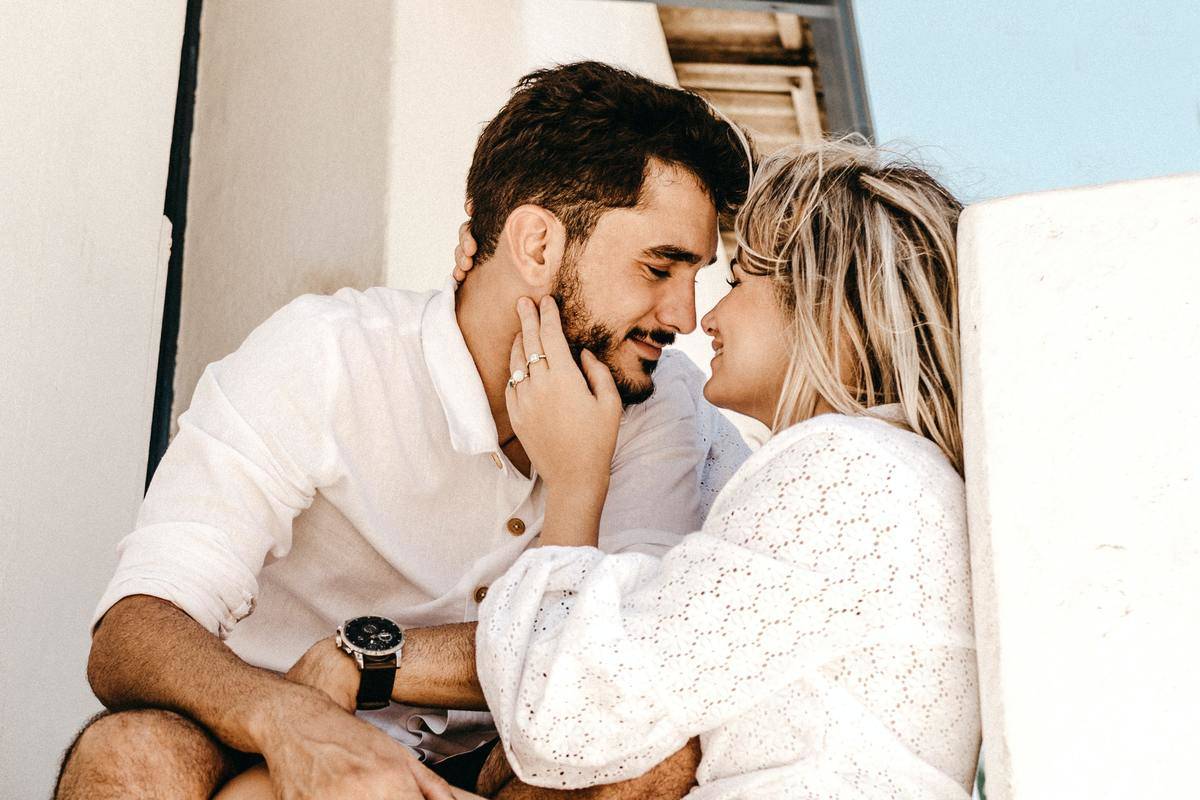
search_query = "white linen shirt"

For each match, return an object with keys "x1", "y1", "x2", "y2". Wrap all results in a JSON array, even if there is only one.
[
  {"x1": 477, "y1": 412, "x2": 980, "y2": 798},
  {"x1": 93, "y1": 281, "x2": 749, "y2": 762}
]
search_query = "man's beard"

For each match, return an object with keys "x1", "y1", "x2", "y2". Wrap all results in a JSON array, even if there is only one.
[{"x1": 551, "y1": 257, "x2": 676, "y2": 406}]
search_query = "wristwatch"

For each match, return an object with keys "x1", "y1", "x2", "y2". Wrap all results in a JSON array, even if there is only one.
[{"x1": 335, "y1": 615, "x2": 405, "y2": 711}]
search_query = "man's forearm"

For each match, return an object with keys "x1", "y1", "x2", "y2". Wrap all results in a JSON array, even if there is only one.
[
  {"x1": 88, "y1": 594, "x2": 327, "y2": 754},
  {"x1": 393, "y1": 623, "x2": 487, "y2": 711}
]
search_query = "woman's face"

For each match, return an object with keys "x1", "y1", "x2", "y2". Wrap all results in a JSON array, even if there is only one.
[{"x1": 700, "y1": 259, "x2": 793, "y2": 427}]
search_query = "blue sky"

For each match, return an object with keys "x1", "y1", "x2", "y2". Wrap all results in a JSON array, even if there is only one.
[{"x1": 853, "y1": 0, "x2": 1200, "y2": 201}]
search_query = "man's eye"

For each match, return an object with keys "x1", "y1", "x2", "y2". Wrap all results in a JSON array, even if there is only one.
[{"x1": 647, "y1": 266, "x2": 671, "y2": 280}]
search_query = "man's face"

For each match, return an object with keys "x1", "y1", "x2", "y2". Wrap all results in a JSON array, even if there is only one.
[{"x1": 553, "y1": 160, "x2": 719, "y2": 405}]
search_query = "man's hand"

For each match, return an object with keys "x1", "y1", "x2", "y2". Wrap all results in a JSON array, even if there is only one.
[
  {"x1": 251, "y1": 685, "x2": 457, "y2": 799},
  {"x1": 285, "y1": 636, "x2": 359, "y2": 712},
  {"x1": 474, "y1": 737, "x2": 701, "y2": 799}
]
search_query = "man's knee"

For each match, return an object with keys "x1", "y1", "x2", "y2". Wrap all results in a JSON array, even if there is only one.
[{"x1": 55, "y1": 708, "x2": 233, "y2": 800}]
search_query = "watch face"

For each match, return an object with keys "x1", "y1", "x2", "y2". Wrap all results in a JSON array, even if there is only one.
[{"x1": 341, "y1": 616, "x2": 403, "y2": 655}]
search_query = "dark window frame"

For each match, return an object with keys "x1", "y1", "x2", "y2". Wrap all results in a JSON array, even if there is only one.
[{"x1": 147, "y1": 0, "x2": 203, "y2": 488}]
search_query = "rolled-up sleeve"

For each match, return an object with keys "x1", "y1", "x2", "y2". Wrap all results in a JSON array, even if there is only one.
[
  {"x1": 92, "y1": 295, "x2": 345, "y2": 637},
  {"x1": 476, "y1": 425, "x2": 925, "y2": 789}
]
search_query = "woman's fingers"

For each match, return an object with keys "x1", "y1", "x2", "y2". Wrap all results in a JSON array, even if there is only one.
[
  {"x1": 537, "y1": 296, "x2": 575, "y2": 366},
  {"x1": 453, "y1": 219, "x2": 476, "y2": 282},
  {"x1": 458, "y1": 220, "x2": 476, "y2": 256},
  {"x1": 452, "y1": 243, "x2": 468, "y2": 283},
  {"x1": 516, "y1": 297, "x2": 544, "y2": 368},
  {"x1": 508, "y1": 332, "x2": 525, "y2": 380},
  {"x1": 581, "y1": 349, "x2": 620, "y2": 407},
  {"x1": 505, "y1": 334, "x2": 526, "y2": 426}
]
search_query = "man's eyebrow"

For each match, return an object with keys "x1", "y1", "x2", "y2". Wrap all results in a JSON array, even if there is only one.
[{"x1": 641, "y1": 245, "x2": 716, "y2": 267}]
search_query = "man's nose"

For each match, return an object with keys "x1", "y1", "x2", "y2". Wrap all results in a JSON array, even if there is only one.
[{"x1": 657, "y1": 279, "x2": 698, "y2": 335}]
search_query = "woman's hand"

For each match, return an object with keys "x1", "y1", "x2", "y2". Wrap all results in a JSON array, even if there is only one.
[
  {"x1": 452, "y1": 201, "x2": 477, "y2": 283},
  {"x1": 506, "y1": 296, "x2": 621, "y2": 546},
  {"x1": 506, "y1": 296, "x2": 621, "y2": 488},
  {"x1": 285, "y1": 636, "x2": 359, "y2": 713}
]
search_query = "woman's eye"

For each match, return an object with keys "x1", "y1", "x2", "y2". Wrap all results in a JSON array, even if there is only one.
[{"x1": 725, "y1": 278, "x2": 741, "y2": 289}]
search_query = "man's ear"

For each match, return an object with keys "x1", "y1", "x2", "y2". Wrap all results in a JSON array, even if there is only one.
[{"x1": 501, "y1": 205, "x2": 565, "y2": 289}]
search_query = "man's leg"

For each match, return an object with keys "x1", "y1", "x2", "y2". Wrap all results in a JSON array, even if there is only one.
[
  {"x1": 477, "y1": 738, "x2": 701, "y2": 800},
  {"x1": 55, "y1": 708, "x2": 246, "y2": 800}
]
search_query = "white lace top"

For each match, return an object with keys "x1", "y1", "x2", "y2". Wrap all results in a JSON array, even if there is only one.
[{"x1": 477, "y1": 411, "x2": 980, "y2": 798}]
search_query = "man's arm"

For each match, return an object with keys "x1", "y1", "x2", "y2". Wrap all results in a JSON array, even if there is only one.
[
  {"x1": 90, "y1": 595, "x2": 320, "y2": 753},
  {"x1": 86, "y1": 295, "x2": 466, "y2": 798},
  {"x1": 284, "y1": 633, "x2": 699, "y2": 800},
  {"x1": 89, "y1": 595, "x2": 456, "y2": 799},
  {"x1": 87, "y1": 534, "x2": 466, "y2": 797},
  {"x1": 289, "y1": 623, "x2": 487, "y2": 711}
]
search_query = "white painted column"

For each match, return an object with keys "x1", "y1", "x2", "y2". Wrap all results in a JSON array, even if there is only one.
[
  {"x1": 959, "y1": 173, "x2": 1200, "y2": 799},
  {"x1": 0, "y1": 3, "x2": 186, "y2": 795}
]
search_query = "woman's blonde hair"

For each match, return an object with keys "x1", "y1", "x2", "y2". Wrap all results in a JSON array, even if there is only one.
[{"x1": 735, "y1": 137, "x2": 964, "y2": 473}]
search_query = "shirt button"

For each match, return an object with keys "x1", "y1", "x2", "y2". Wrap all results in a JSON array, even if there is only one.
[
  {"x1": 473, "y1": 585, "x2": 489, "y2": 603},
  {"x1": 506, "y1": 518, "x2": 526, "y2": 536},
  {"x1": 490, "y1": 453, "x2": 503, "y2": 470}
]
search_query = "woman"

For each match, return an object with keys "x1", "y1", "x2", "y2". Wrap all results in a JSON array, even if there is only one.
[{"x1": 472, "y1": 139, "x2": 979, "y2": 798}]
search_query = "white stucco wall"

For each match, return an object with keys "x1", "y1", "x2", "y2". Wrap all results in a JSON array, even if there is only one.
[
  {"x1": 0, "y1": 3, "x2": 186, "y2": 795},
  {"x1": 959, "y1": 173, "x2": 1200, "y2": 799},
  {"x1": 388, "y1": 0, "x2": 679, "y2": 294},
  {"x1": 172, "y1": 0, "x2": 394, "y2": 435}
]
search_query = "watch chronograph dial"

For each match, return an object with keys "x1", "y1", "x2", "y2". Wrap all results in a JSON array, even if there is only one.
[{"x1": 341, "y1": 616, "x2": 404, "y2": 655}]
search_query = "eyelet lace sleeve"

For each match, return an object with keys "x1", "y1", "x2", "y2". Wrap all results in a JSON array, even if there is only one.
[{"x1": 476, "y1": 414, "x2": 977, "y2": 796}]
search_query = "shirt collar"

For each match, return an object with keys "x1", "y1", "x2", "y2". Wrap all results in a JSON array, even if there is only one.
[{"x1": 420, "y1": 279, "x2": 499, "y2": 455}]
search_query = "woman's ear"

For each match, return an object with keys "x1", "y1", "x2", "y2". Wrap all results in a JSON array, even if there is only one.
[{"x1": 501, "y1": 205, "x2": 565, "y2": 289}]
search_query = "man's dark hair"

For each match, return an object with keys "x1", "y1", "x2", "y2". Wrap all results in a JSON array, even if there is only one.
[{"x1": 466, "y1": 61, "x2": 750, "y2": 263}]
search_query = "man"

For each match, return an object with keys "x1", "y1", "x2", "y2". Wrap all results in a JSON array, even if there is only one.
[{"x1": 56, "y1": 61, "x2": 749, "y2": 799}]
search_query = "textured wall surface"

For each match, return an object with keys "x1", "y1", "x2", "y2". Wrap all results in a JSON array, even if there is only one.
[
  {"x1": 0, "y1": 3, "x2": 186, "y2": 795},
  {"x1": 959, "y1": 173, "x2": 1200, "y2": 799},
  {"x1": 388, "y1": 0, "x2": 680, "y2": 292},
  {"x1": 172, "y1": 0, "x2": 394, "y2": 434}
]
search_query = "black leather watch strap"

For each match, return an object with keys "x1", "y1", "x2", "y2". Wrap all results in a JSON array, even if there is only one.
[{"x1": 356, "y1": 653, "x2": 397, "y2": 711}]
